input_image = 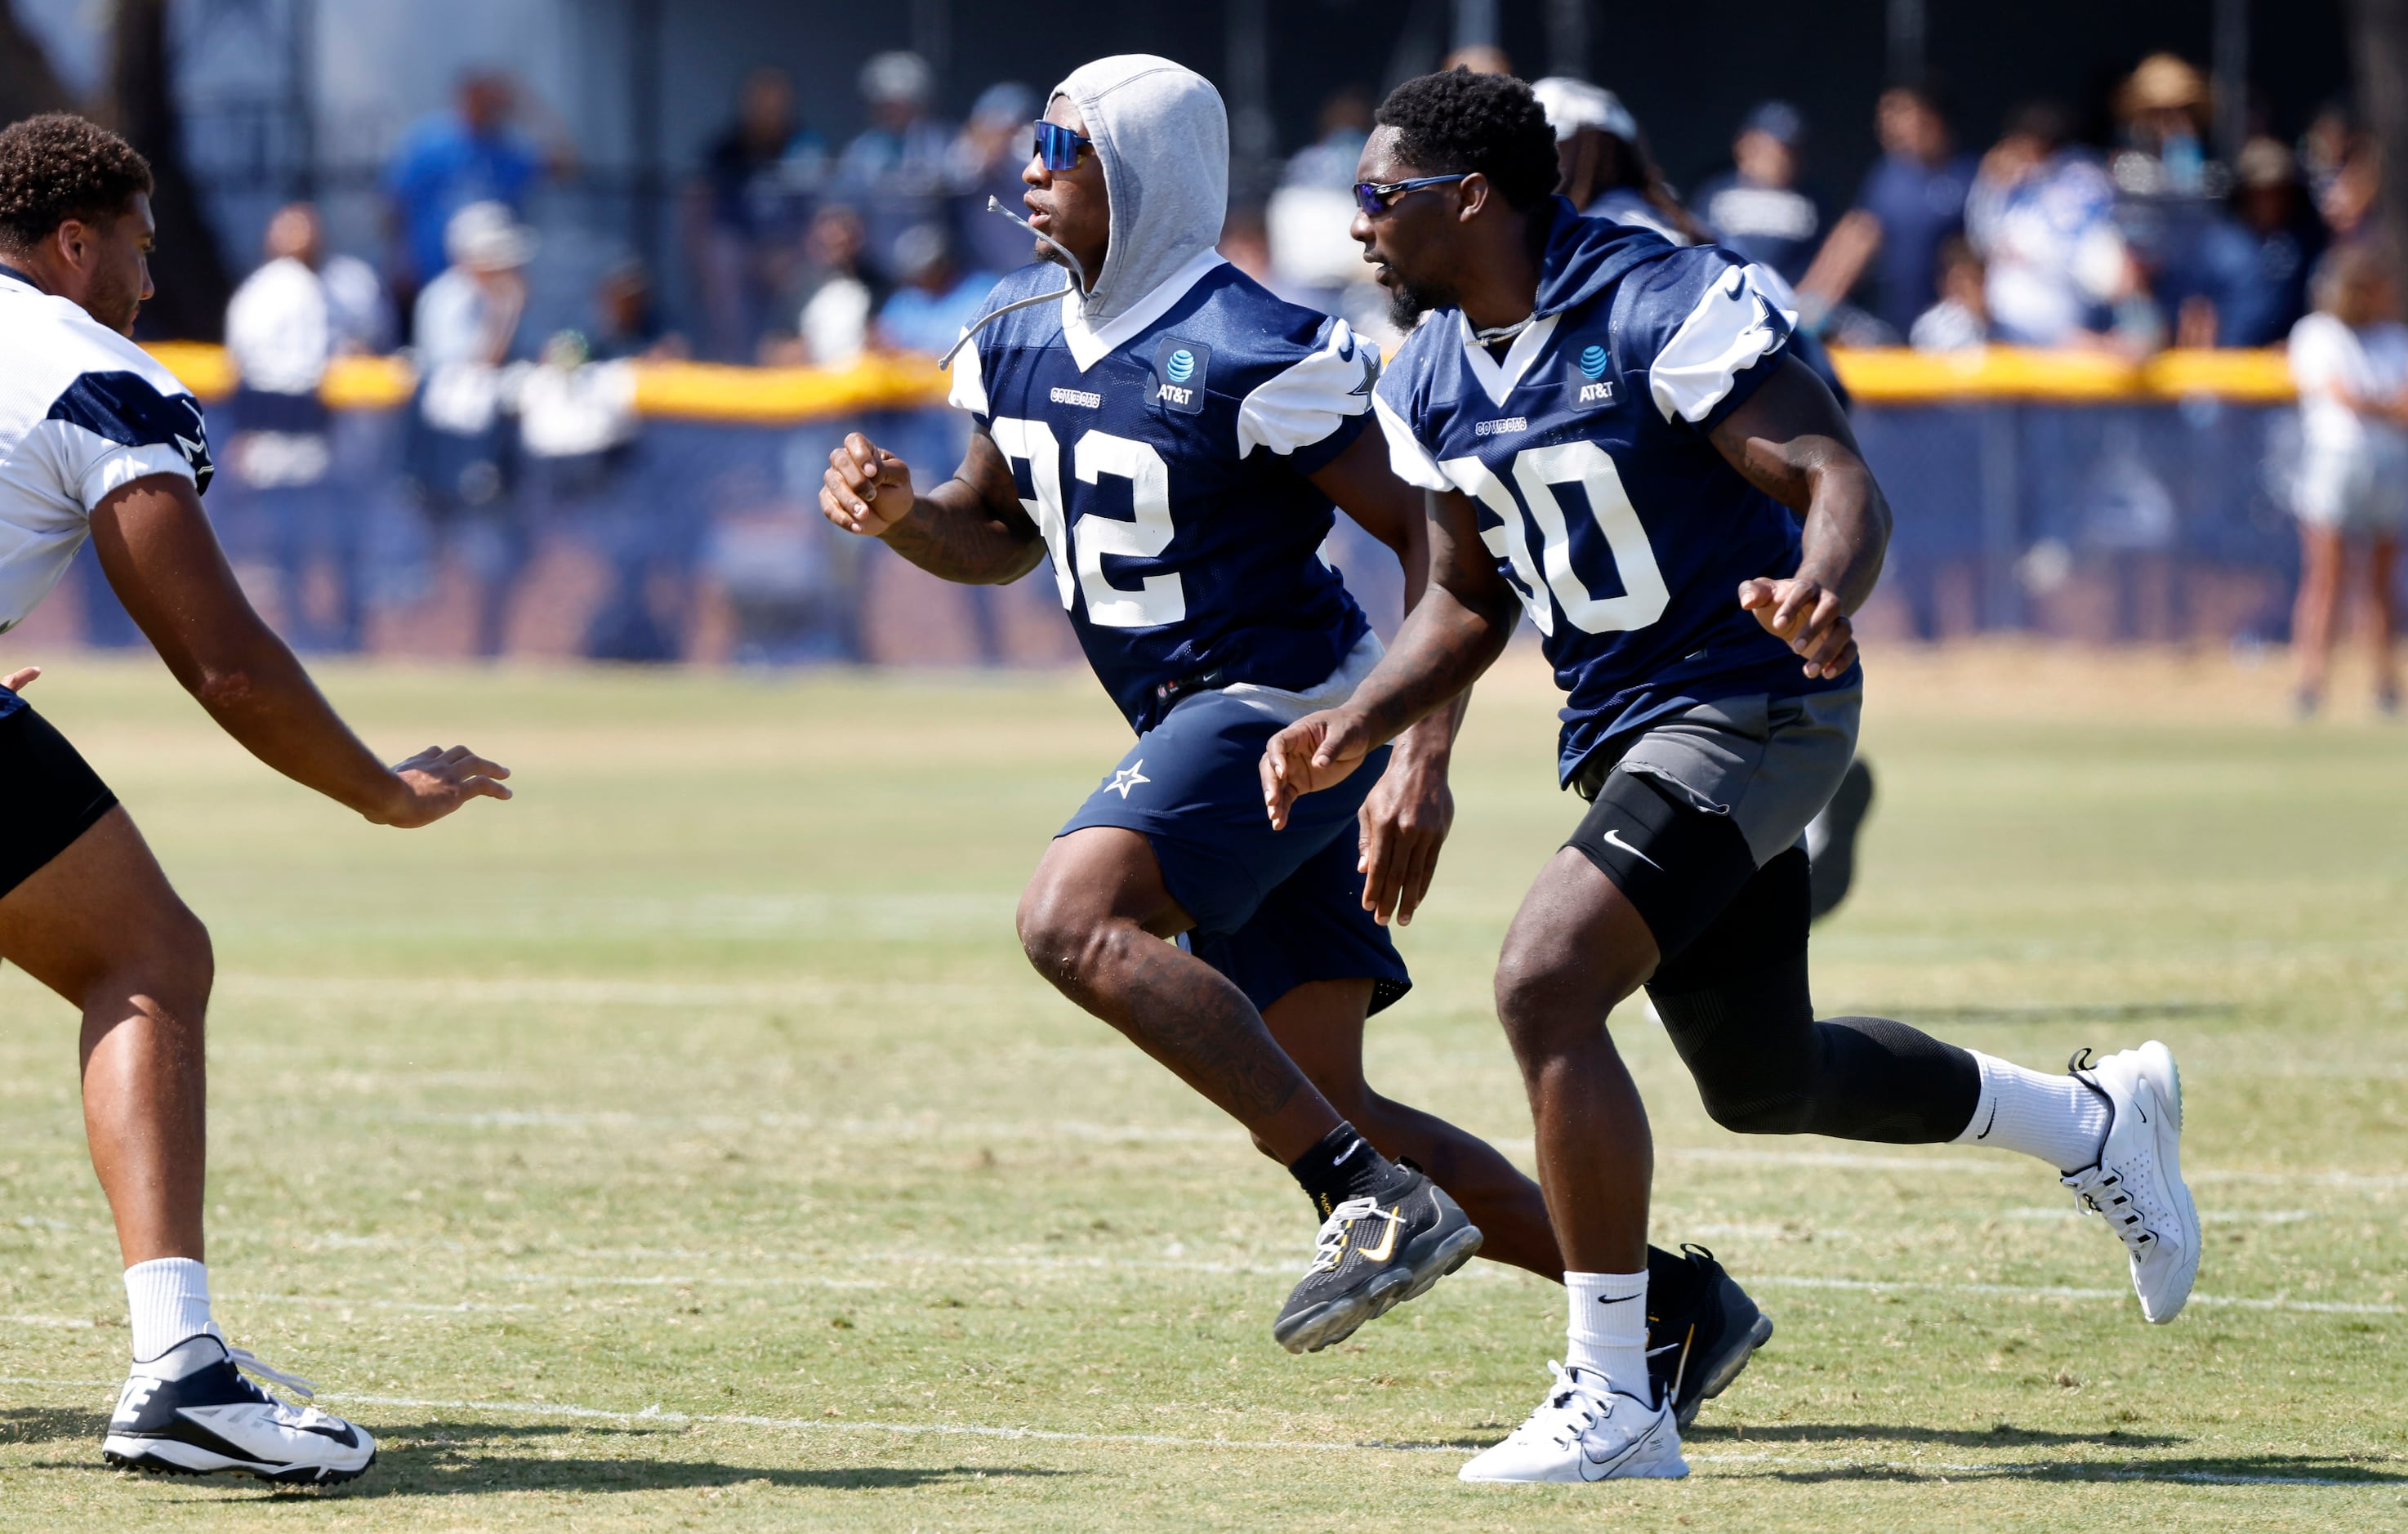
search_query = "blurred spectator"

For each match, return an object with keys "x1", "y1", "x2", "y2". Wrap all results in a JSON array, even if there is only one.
[
  {"x1": 836, "y1": 51, "x2": 953, "y2": 270},
  {"x1": 2299, "y1": 102, "x2": 2357, "y2": 211},
  {"x1": 591, "y1": 258, "x2": 685, "y2": 362},
  {"x1": 1532, "y1": 78, "x2": 1710, "y2": 245},
  {"x1": 2285, "y1": 243, "x2": 2406, "y2": 716},
  {"x1": 689, "y1": 67, "x2": 823, "y2": 360},
  {"x1": 1440, "y1": 46, "x2": 1514, "y2": 76},
  {"x1": 2110, "y1": 55, "x2": 2217, "y2": 198},
  {"x1": 764, "y1": 203, "x2": 886, "y2": 367},
  {"x1": 224, "y1": 203, "x2": 356, "y2": 650},
  {"x1": 404, "y1": 201, "x2": 536, "y2": 658},
  {"x1": 875, "y1": 225, "x2": 993, "y2": 356},
  {"x1": 1967, "y1": 102, "x2": 2156, "y2": 351},
  {"x1": 950, "y1": 82, "x2": 1041, "y2": 275},
  {"x1": 1695, "y1": 101, "x2": 1825, "y2": 286},
  {"x1": 1799, "y1": 85, "x2": 1976, "y2": 340},
  {"x1": 1909, "y1": 237, "x2": 1991, "y2": 351},
  {"x1": 382, "y1": 70, "x2": 561, "y2": 332},
  {"x1": 2317, "y1": 129, "x2": 2383, "y2": 243},
  {"x1": 2168, "y1": 138, "x2": 2325, "y2": 347},
  {"x1": 1268, "y1": 88, "x2": 1379, "y2": 306}
]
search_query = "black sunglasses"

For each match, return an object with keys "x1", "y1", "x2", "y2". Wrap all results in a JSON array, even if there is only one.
[
  {"x1": 1353, "y1": 173, "x2": 1469, "y2": 219},
  {"x1": 1032, "y1": 120, "x2": 1094, "y2": 172}
]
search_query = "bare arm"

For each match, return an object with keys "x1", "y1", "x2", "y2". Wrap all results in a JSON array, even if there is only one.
[
  {"x1": 90, "y1": 475, "x2": 509, "y2": 826},
  {"x1": 1795, "y1": 207, "x2": 1883, "y2": 315},
  {"x1": 1307, "y1": 427, "x2": 1473, "y2": 924},
  {"x1": 1708, "y1": 354, "x2": 1890, "y2": 680},
  {"x1": 1260, "y1": 484, "x2": 1519, "y2": 829},
  {"x1": 820, "y1": 426, "x2": 1046, "y2": 585}
]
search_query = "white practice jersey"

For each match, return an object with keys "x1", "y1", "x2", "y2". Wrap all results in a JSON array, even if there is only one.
[{"x1": 0, "y1": 265, "x2": 214, "y2": 634}]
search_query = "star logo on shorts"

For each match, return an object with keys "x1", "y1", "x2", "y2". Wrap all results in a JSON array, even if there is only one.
[{"x1": 1105, "y1": 760, "x2": 1150, "y2": 799}]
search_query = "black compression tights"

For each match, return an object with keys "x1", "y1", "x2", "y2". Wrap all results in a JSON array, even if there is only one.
[{"x1": 1646, "y1": 848, "x2": 1980, "y2": 1144}]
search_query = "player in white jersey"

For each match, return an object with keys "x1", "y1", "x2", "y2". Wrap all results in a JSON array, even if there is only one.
[{"x1": 0, "y1": 114, "x2": 511, "y2": 1484}]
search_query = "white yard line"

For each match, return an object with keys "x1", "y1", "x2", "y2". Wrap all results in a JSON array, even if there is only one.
[{"x1": 0, "y1": 1376, "x2": 2384, "y2": 1487}]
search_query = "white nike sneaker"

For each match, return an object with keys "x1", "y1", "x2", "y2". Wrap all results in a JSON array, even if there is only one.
[
  {"x1": 1458, "y1": 1362, "x2": 1688, "y2": 1483},
  {"x1": 103, "y1": 1334, "x2": 377, "y2": 1484},
  {"x1": 2064, "y1": 1041, "x2": 2201, "y2": 1324}
]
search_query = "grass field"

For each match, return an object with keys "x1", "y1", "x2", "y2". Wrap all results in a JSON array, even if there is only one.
[{"x1": 0, "y1": 644, "x2": 2402, "y2": 1531}]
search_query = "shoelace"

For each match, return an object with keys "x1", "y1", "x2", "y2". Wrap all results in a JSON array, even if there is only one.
[
  {"x1": 227, "y1": 1347, "x2": 319, "y2": 1403},
  {"x1": 1510, "y1": 1361, "x2": 1612, "y2": 1449},
  {"x1": 1306, "y1": 1196, "x2": 1380, "y2": 1275},
  {"x1": 2062, "y1": 1164, "x2": 2158, "y2": 1256}
]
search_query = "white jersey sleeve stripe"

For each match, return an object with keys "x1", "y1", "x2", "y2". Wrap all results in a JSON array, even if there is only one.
[
  {"x1": 1371, "y1": 390, "x2": 1453, "y2": 492},
  {"x1": 1234, "y1": 319, "x2": 1377, "y2": 460},
  {"x1": 946, "y1": 328, "x2": 990, "y2": 417},
  {"x1": 1646, "y1": 263, "x2": 1793, "y2": 426}
]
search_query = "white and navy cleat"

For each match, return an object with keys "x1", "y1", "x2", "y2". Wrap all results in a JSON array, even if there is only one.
[
  {"x1": 2066, "y1": 1040, "x2": 2201, "y2": 1324},
  {"x1": 102, "y1": 1334, "x2": 377, "y2": 1485},
  {"x1": 1458, "y1": 1362, "x2": 1688, "y2": 1483}
]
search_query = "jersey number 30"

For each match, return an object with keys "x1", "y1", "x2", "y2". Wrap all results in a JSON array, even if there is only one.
[
  {"x1": 991, "y1": 417, "x2": 1183, "y2": 628},
  {"x1": 1440, "y1": 440, "x2": 1669, "y2": 636}
]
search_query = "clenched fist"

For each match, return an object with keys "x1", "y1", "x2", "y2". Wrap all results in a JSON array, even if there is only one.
[{"x1": 819, "y1": 431, "x2": 917, "y2": 537}]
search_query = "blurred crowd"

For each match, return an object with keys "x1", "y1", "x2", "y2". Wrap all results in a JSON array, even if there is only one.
[{"x1": 179, "y1": 47, "x2": 2399, "y2": 689}]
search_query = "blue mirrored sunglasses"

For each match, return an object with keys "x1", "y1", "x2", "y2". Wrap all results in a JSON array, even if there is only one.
[
  {"x1": 1032, "y1": 120, "x2": 1093, "y2": 172},
  {"x1": 1352, "y1": 173, "x2": 1469, "y2": 218}
]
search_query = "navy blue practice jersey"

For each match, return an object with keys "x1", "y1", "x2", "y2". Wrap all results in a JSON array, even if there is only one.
[
  {"x1": 948, "y1": 255, "x2": 1378, "y2": 732},
  {"x1": 1374, "y1": 200, "x2": 1861, "y2": 783}
]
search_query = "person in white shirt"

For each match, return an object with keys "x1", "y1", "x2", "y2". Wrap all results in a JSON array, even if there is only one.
[
  {"x1": 224, "y1": 203, "x2": 360, "y2": 648},
  {"x1": 0, "y1": 113, "x2": 510, "y2": 1485},
  {"x1": 2285, "y1": 243, "x2": 2407, "y2": 716}
]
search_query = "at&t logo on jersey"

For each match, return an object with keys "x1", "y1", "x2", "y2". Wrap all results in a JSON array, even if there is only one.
[
  {"x1": 1572, "y1": 342, "x2": 1616, "y2": 408},
  {"x1": 1152, "y1": 337, "x2": 1210, "y2": 416}
]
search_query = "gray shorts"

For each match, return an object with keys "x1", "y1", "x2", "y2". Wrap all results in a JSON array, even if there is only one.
[{"x1": 1575, "y1": 688, "x2": 1863, "y2": 867}]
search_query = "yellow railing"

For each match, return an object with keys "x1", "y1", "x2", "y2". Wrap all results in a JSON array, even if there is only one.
[{"x1": 141, "y1": 342, "x2": 2299, "y2": 423}]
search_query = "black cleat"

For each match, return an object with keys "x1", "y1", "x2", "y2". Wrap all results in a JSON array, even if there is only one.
[
  {"x1": 102, "y1": 1334, "x2": 377, "y2": 1485},
  {"x1": 1806, "y1": 756, "x2": 1875, "y2": 922},
  {"x1": 1273, "y1": 1164, "x2": 1483, "y2": 1354},
  {"x1": 1648, "y1": 1245, "x2": 1774, "y2": 1429}
]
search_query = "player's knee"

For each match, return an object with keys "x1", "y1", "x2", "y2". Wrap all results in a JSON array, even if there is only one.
[
  {"x1": 91, "y1": 898, "x2": 212, "y2": 1022},
  {"x1": 1492, "y1": 940, "x2": 1616, "y2": 1057},
  {"x1": 1014, "y1": 876, "x2": 1110, "y2": 983}
]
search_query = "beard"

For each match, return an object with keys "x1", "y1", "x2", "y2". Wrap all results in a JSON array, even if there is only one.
[{"x1": 1384, "y1": 271, "x2": 1450, "y2": 333}]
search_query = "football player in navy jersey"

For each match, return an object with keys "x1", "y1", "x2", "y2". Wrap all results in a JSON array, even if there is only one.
[
  {"x1": 819, "y1": 58, "x2": 1770, "y2": 1394},
  {"x1": 1261, "y1": 69, "x2": 2200, "y2": 1482}
]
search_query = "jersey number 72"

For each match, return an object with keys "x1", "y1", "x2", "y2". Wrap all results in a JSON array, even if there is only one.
[
  {"x1": 1438, "y1": 439, "x2": 1669, "y2": 637},
  {"x1": 990, "y1": 417, "x2": 1184, "y2": 629}
]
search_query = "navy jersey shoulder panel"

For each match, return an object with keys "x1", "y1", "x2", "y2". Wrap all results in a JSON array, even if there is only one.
[{"x1": 47, "y1": 370, "x2": 215, "y2": 493}]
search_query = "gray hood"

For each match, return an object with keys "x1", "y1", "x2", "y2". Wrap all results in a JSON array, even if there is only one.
[{"x1": 1050, "y1": 55, "x2": 1227, "y2": 325}]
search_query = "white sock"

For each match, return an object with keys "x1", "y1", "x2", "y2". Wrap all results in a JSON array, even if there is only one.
[
  {"x1": 1564, "y1": 1270, "x2": 1651, "y2": 1402},
  {"x1": 1954, "y1": 1050, "x2": 2112, "y2": 1173},
  {"x1": 124, "y1": 1258, "x2": 219, "y2": 1362}
]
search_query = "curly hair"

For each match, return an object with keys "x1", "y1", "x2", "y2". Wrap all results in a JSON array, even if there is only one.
[
  {"x1": 0, "y1": 114, "x2": 154, "y2": 252},
  {"x1": 1375, "y1": 69, "x2": 1559, "y2": 211}
]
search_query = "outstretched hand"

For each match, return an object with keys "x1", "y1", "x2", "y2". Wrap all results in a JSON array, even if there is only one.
[
  {"x1": 819, "y1": 431, "x2": 917, "y2": 537},
  {"x1": 371, "y1": 745, "x2": 513, "y2": 828},
  {"x1": 1738, "y1": 576, "x2": 1857, "y2": 680},
  {"x1": 1260, "y1": 708, "x2": 1378, "y2": 831}
]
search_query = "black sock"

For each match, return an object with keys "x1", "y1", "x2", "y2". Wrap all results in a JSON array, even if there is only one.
[{"x1": 1287, "y1": 1121, "x2": 1406, "y2": 1216}]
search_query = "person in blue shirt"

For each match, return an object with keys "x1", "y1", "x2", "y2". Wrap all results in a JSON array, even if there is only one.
[
  {"x1": 1692, "y1": 101, "x2": 1825, "y2": 288},
  {"x1": 817, "y1": 57, "x2": 1764, "y2": 1401},
  {"x1": 1263, "y1": 68, "x2": 2203, "y2": 1483},
  {"x1": 382, "y1": 71, "x2": 546, "y2": 326},
  {"x1": 1803, "y1": 86, "x2": 1978, "y2": 341}
]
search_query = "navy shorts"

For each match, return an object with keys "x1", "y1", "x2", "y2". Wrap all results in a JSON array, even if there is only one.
[{"x1": 1059, "y1": 689, "x2": 1411, "y2": 1015}]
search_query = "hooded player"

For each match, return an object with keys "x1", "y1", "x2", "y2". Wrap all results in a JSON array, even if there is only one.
[{"x1": 821, "y1": 56, "x2": 1772, "y2": 1411}]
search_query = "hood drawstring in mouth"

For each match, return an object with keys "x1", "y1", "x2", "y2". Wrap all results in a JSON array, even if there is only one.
[{"x1": 936, "y1": 198, "x2": 1091, "y2": 370}]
